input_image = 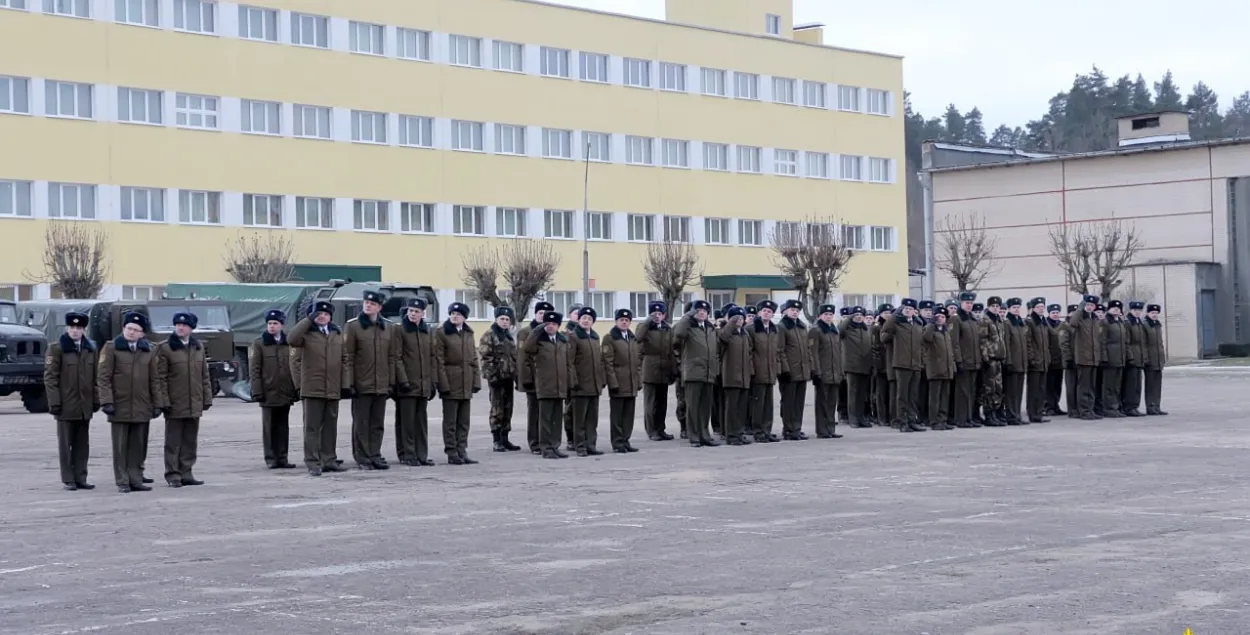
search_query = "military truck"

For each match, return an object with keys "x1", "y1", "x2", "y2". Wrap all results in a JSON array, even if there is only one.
[{"x1": 0, "y1": 299, "x2": 49, "y2": 413}]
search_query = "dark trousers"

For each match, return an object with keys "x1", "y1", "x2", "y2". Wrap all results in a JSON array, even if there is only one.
[
  {"x1": 139, "y1": 420, "x2": 150, "y2": 477},
  {"x1": 537, "y1": 399, "x2": 563, "y2": 451},
  {"x1": 1002, "y1": 371, "x2": 1025, "y2": 422},
  {"x1": 563, "y1": 398, "x2": 575, "y2": 447},
  {"x1": 351, "y1": 394, "x2": 388, "y2": 465},
  {"x1": 1094, "y1": 369, "x2": 1105, "y2": 414},
  {"x1": 57, "y1": 419, "x2": 90, "y2": 485},
  {"x1": 1144, "y1": 369, "x2": 1163, "y2": 411},
  {"x1": 928, "y1": 379, "x2": 951, "y2": 425},
  {"x1": 525, "y1": 392, "x2": 540, "y2": 451},
  {"x1": 302, "y1": 397, "x2": 340, "y2": 469},
  {"x1": 609, "y1": 396, "x2": 636, "y2": 449},
  {"x1": 894, "y1": 369, "x2": 920, "y2": 424},
  {"x1": 570, "y1": 395, "x2": 600, "y2": 451},
  {"x1": 684, "y1": 381, "x2": 714, "y2": 443},
  {"x1": 1075, "y1": 366, "x2": 1097, "y2": 416},
  {"x1": 1065, "y1": 367, "x2": 1078, "y2": 414},
  {"x1": 164, "y1": 417, "x2": 200, "y2": 482},
  {"x1": 873, "y1": 374, "x2": 893, "y2": 424},
  {"x1": 262, "y1": 405, "x2": 290, "y2": 466},
  {"x1": 846, "y1": 373, "x2": 870, "y2": 425},
  {"x1": 722, "y1": 387, "x2": 748, "y2": 438},
  {"x1": 442, "y1": 399, "x2": 471, "y2": 458},
  {"x1": 953, "y1": 370, "x2": 977, "y2": 424},
  {"x1": 488, "y1": 382, "x2": 514, "y2": 432},
  {"x1": 675, "y1": 380, "x2": 687, "y2": 427},
  {"x1": 642, "y1": 383, "x2": 669, "y2": 437},
  {"x1": 749, "y1": 383, "x2": 775, "y2": 436},
  {"x1": 711, "y1": 380, "x2": 724, "y2": 436},
  {"x1": 917, "y1": 371, "x2": 929, "y2": 423},
  {"x1": 779, "y1": 380, "x2": 807, "y2": 436},
  {"x1": 1120, "y1": 365, "x2": 1143, "y2": 412},
  {"x1": 110, "y1": 422, "x2": 147, "y2": 487},
  {"x1": 395, "y1": 397, "x2": 429, "y2": 462},
  {"x1": 836, "y1": 380, "x2": 848, "y2": 421},
  {"x1": 1101, "y1": 367, "x2": 1124, "y2": 412},
  {"x1": 1026, "y1": 371, "x2": 1047, "y2": 420},
  {"x1": 813, "y1": 382, "x2": 838, "y2": 437},
  {"x1": 1045, "y1": 368, "x2": 1064, "y2": 412}
]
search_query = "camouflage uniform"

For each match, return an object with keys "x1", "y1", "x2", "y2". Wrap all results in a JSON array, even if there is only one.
[
  {"x1": 478, "y1": 323, "x2": 518, "y2": 435},
  {"x1": 979, "y1": 312, "x2": 1006, "y2": 422}
]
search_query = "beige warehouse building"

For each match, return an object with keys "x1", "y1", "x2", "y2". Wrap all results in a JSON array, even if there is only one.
[{"x1": 924, "y1": 111, "x2": 1250, "y2": 361}]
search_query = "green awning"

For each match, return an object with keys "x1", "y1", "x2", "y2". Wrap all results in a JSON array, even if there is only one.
[
  {"x1": 291, "y1": 264, "x2": 383, "y2": 283},
  {"x1": 702, "y1": 275, "x2": 796, "y2": 290}
]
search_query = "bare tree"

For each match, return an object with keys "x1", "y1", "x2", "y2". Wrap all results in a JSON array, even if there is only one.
[
  {"x1": 769, "y1": 215, "x2": 854, "y2": 321},
  {"x1": 224, "y1": 231, "x2": 297, "y2": 283},
  {"x1": 935, "y1": 214, "x2": 1001, "y2": 292},
  {"x1": 642, "y1": 240, "x2": 703, "y2": 317},
  {"x1": 461, "y1": 239, "x2": 560, "y2": 318},
  {"x1": 1048, "y1": 220, "x2": 1144, "y2": 298},
  {"x1": 25, "y1": 221, "x2": 110, "y2": 299}
]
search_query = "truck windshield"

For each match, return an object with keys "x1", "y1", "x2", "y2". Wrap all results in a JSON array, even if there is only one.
[
  {"x1": 0, "y1": 305, "x2": 17, "y2": 324},
  {"x1": 147, "y1": 305, "x2": 231, "y2": 331}
]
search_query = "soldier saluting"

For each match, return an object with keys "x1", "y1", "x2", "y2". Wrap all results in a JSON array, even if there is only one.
[
  {"x1": 604, "y1": 308, "x2": 642, "y2": 453},
  {"x1": 154, "y1": 312, "x2": 212, "y2": 488},
  {"x1": 250, "y1": 309, "x2": 298, "y2": 469},
  {"x1": 517, "y1": 301, "x2": 553, "y2": 453},
  {"x1": 98, "y1": 312, "x2": 159, "y2": 493},
  {"x1": 288, "y1": 301, "x2": 350, "y2": 477},
  {"x1": 45, "y1": 311, "x2": 99, "y2": 490},
  {"x1": 636, "y1": 300, "x2": 676, "y2": 442},
  {"x1": 777, "y1": 300, "x2": 811, "y2": 441}
]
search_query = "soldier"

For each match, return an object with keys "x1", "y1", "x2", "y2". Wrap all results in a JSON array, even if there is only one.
[
  {"x1": 517, "y1": 301, "x2": 553, "y2": 453},
  {"x1": 480, "y1": 306, "x2": 521, "y2": 452},
  {"x1": 45, "y1": 311, "x2": 99, "y2": 490},
  {"x1": 808, "y1": 304, "x2": 843, "y2": 439},
  {"x1": 636, "y1": 300, "x2": 676, "y2": 441},
  {"x1": 562, "y1": 305, "x2": 583, "y2": 450},
  {"x1": 978, "y1": 297, "x2": 1008, "y2": 426},
  {"x1": 718, "y1": 306, "x2": 753, "y2": 445},
  {"x1": 1143, "y1": 304, "x2": 1168, "y2": 415},
  {"x1": 674, "y1": 300, "x2": 720, "y2": 447},
  {"x1": 249, "y1": 309, "x2": 297, "y2": 469},
  {"x1": 916, "y1": 300, "x2": 934, "y2": 425},
  {"x1": 394, "y1": 298, "x2": 436, "y2": 466},
  {"x1": 883, "y1": 299, "x2": 925, "y2": 432},
  {"x1": 777, "y1": 299, "x2": 811, "y2": 440},
  {"x1": 949, "y1": 292, "x2": 982, "y2": 428},
  {"x1": 523, "y1": 312, "x2": 574, "y2": 459},
  {"x1": 604, "y1": 308, "x2": 642, "y2": 453},
  {"x1": 98, "y1": 312, "x2": 159, "y2": 493},
  {"x1": 840, "y1": 306, "x2": 874, "y2": 428},
  {"x1": 1120, "y1": 301, "x2": 1147, "y2": 417},
  {"x1": 1067, "y1": 295, "x2": 1102, "y2": 420},
  {"x1": 1059, "y1": 304, "x2": 1078, "y2": 417},
  {"x1": 675, "y1": 301, "x2": 693, "y2": 439},
  {"x1": 710, "y1": 307, "x2": 728, "y2": 439},
  {"x1": 345, "y1": 290, "x2": 395, "y2": 470},
  {"x1": 434, "y1": 302, "x2": 482, "y2": 465},
  {"x1": 1044, "y1": 304, "x2": 1066, "y2": 416},
  {"x1": 1099, "y1": 299, "x2": 1129, "y2": 418},
  {"x1": 1000, "y1": 298, "x2": 1028, "y2": 425},
  {"x1": 749, "y1": 300, "x2": 782, "y2": 443},
  {"x1": 871, "y1": 304, "x2": 895, "y2": 427},
  {"x1": 971, "y1": 301, "x2": 987, "y2": 423},
  {"x1": 289, "y1": 301, "x2": 350, "y2": 476},
  {"x1": 1020, "y1": 298, "x2": 1050, "y2": 423},
  {"x1": 154, "y1": 312, "x2": 212, "y2": 487},
  {"x1": 567, "y1": 307, "x2": 606, "y2": 456},
  {"x1": 922, "y1": 306, "x2": 956, "y2": 430},
  {"x1": 836, "y1": 307, "x2": 851, "y2": 425}
]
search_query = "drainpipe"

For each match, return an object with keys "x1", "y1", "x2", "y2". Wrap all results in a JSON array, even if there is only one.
[{"x1": 920, "y1": 144, "x2": 935, "y2": 299}]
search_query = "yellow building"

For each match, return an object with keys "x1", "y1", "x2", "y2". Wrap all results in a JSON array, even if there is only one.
[{"x1": 0, "y1": 0, "x2": 906, "y2": 320}]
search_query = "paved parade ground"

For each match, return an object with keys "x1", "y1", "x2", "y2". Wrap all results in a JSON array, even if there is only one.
[{"x1": 2, "y1": 368, "x2": 1248, "y2": 634}]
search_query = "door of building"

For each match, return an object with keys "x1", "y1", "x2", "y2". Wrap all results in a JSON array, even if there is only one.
[{"x1": 1199, "y1": 289, "x2": 1219, "y2": 357}]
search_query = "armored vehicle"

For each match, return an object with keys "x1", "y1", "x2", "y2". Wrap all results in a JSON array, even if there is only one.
[{"x1": 0, "y1": 299, "x2": 50, "y2": 413}]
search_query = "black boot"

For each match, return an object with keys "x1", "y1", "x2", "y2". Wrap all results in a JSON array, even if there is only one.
[
  {"x1": 492, "y1": 430, "x2": 507, "y2": 452},
  {"x1": 500, "y1": 431, "x2": 522, "y2": 451}
]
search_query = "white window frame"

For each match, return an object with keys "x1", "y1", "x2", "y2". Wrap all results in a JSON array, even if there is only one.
[
  {"x1": 120, "y1": 285, "x2": 160, "y2": 301},
  {"x1": 586, "y1": 211, "x2": 612, "y2": 240},
  {"x1": 544, "y1": 291, "x2": 578, "y2": 316},
  {"x1": 454, "y1": 290, "x2": 489, "y2": 320},
  {"x1": 242, "y1": 193, "x2": 282, "y2": 227},
  {"x1": 583, "y1": 131, "x2": 610, "y2": 162},
  {"x1": 867, "y1": 89, "x2": 891, "y2": 115},
  {"x1": 663, "y1": 216, "x2": 691, "y2": 243},
  {"x1": 704, "y1": 218, "x2": 730, "y2": 245},
  {"x1": 629, "y1": 292, "x2": 660, "y2": 318},
  {"x1": 0, "y1": 180, "x2": 32, "y2": 217},
  {"x1": 45, "y1": 80, "x2": 93, "y2": 119},
  {"x1": 48, "y1": 183, "x2": 95, "y2": 219},
  {"x1": 707, "y1": 291, "x2": 734, "y2": 310},
  {"x1": 842, "y1": 225, "x2": 866, "y2": 250},
  {"x1": 579, "y1": 52, "x2": 608, "y2": 83},
  {"x1": 119, "y1": 186, "x2": 165, "y2": 222},
  {"x1": 803, "y1": 80, "x2": 827, "y2": 108},
  {"x1": 660, "y1": 62, "x2": 686, "y2": 92},
  {"x1": 241, "y1": 99, "x2": 280, "y2": 135},
  {"x1": 495, "y1": 123, "x2": 526, "y2": 155},
  {"x1": 295, "y1": 196, "x2": 333, "y2": 229},
  {"x1": 174, "y1": 93, "x2": 218, "y2": 130},
  {"x1": 870, "y1": 226, "x2": 895, "y2": 251},
  {"x1": 772, "y1": 77, "x2": 797, "y2": 105},
  {"x1": 587, "y1": 291, "x2": 613, "y2": 319},
  {"x1": 114, "y1": 0, "x2": 157, "y2": 26},
  {"x1": 353, "y1": 199, "x2": 389, "y2": 232},
  {"x1": 542, "y1": 128, "x2": 573, "y2": 159},
  {"x1": 737, "y1": 146, "x2": 762, "y2": 174},
  {"x1": 766, "y1": 13, "x2": 781, "y2": 35},
  {"x1": 0, "y1": 76, "x2": 31, "y2": 114},
  {"x1": 2, "y1": 0, "x2": 28, "y2": 9},
  {"x1": 43, "y1": 0, "x2": 89, "y2": 17},
  {"x1": 624, "y1": 58, "x2": 652, "y2": 88},
  {"x1": 703, "y1": 143, "x2": 728, "y2": 171},
  {"x1": 173, "y1": 0, "x2": 215, "y2": 34},
  {"x1": 448, "y1": 34, "x2": 483, "y2": 68},
  {"x1": 493, "y1": 40, "x2": 524, "y2": 73},
  {"x1": 701, "y1": 68, "x2": 727, "y2": 97},
  {"x1": 399, "y1": 202, "x2": 434, "y2": 233},
  {"x1": 451, "y1": 120, "x2": 484, "y2": 151},
  {"x1": 627, "y1": 214, "x2": 654, "y2": 242},
  {"x1": 495, "y1": 207, "x2": 527, "y2": 237},
  {"x1": 774, "y1": 149, "x2": 798, "y2": 176},
  {"x1": 237, "y1": 5, "x2": 277, "y2": 42},
  {"x1": 543, "y1": 209, "x2": 573, "y2": 239},
  {"x1": 397, "y1": 28, "x2": 431, "y2": 61},
  {"x1": 398, "y1": 115, "x2": 433, "y2": 148},
  {"x1": 117, "y1": 87, "x2": 162, "y2": 125},
  {"x1": 868, "y1": 157, "x2": 893, "y2": 183},
  {"x1": 293, "y1": 104, "x2": 331, "y2": 139},
  {"x1": 349, "y1": 21, "x2": 385, "y2": 56},
  {"x1": 838, "y1": 85, "x2": 862, "y2": 112},
  {"x1": 452, "y1": 205, "x2": 485, "y2": 236},
  {"x1": 738, "y1": 219, "x2": 762, "y2": 246},
  {"x1": 625, "y1": 136, "x2": 653, "y2": 165},
  {"x1": 350, "y1": 110, "x2": 387, "y2": 144},
  {"x1": 540, "y1": 47, "x2": 571, "y2": 78},
  {"x1": 178, "y1": 190, "x2": 220, "y2": 224},
  {"x1": 734, "y1": 72, "x2": 759, "y2": 100},
  {"x1": 662, "y1": 139, "x2": 689, "y2": 168},
  {"x1": 806, "y1": 152, "x2": 830, "y2": 179},
  {"x1": 840, "y1": 155, "x2": 864, "y2": 181},
  {"x1": 289, "y1": 12, "x2": 328, "y2": 48}
]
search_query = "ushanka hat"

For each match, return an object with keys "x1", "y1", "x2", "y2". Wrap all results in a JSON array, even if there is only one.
[{"x1": 265, "y1": 309, "x2": 287, "y2": 324}]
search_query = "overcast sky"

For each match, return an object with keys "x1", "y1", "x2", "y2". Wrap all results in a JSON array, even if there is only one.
[{"x1": 548, "y1": 0, "x2": 1248, "y2": 129}]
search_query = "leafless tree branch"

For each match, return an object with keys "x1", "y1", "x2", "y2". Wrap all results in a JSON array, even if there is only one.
[
  {"x1": 768, "y1": 215, "x2": 855, "y2": 321},
  {"x1": 936, "y1": 214, "x2": 1001, "y2": 292},
  {"x1": 224, "y1": 231, "x2": 297, "y2": 283},
  {"x1": 643, "y1": 240, "x2": 703, "y2": 315},
  {"x1": 461, "y1": 240, "x2": 561, "y2": 318},
  {"x1": 24, "y1": 221, "x2": 111, "y2": 299},
  {"x1": 1048, "y1": 219, "x2": 1144, "y2": 298}
]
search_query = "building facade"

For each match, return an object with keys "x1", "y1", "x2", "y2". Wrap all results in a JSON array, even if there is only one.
[{"x1": 0, "y1": 0, "x2": 907, "y2": 320}]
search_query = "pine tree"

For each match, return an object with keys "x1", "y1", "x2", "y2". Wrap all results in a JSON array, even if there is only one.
[
  {"x1": 1131, "y1": 74, "x2": 1154, "y2": 112},
  {"x1": 943, "y1": 104, "x2": 967, "y2": 143},
  {"x1": 963, "y1": 107, "x2": 987, "y2": 144},
  {"x1": 1225, "y1": 92, "x2": 1250, "y2": 138},
  {"x1": 988, "y1": 125, "x2": 1024, "y2": 148},
  {"x1": 1154, "y1": 71, "x2": 1184, "y2": 110},
  {"x1": 1185, "y1": 81, "x2": 1224, "y2": 140}
]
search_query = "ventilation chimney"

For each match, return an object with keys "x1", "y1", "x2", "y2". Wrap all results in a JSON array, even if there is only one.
[{"x1": 1116, "y1": 111, "x2": 1191, "y2": 148}]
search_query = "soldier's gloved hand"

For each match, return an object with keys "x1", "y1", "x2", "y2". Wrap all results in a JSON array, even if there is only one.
[
  {"x1": 102, "y1": 404, "x2": 115, "y2": 416},
  {"x1": 49, "y1": 404, "x2": 62, "y2": 416},
  {"x1": 253, "y1": 395, "x2": 265, "y2": 405},
  {"x1": 161, "y1": 406, "x2": 172, "y2": 416},
  {"x1": 202, "y1": 402, "x2": 212, "y2": 411},
  {"x1": 779, "y1": 372, "x2": 792, "y2": 383},
  {"x1": 293, "y1": 390, "x2": 301, "y2": 401},
  {"x1": 92, "y1": 404, "x2": 100, "y2": 413},
  {"x1": 472, "y1": 385, "x2": 481, "y2": 394},
  {"x1": 398, "y1": 382, "x2": 413, "y2": 394},
  {"x1": 154, "y1": 408, "x2": 164, "y2": 418},
  {"x1": 522, "y1": 382, "x2": 535, "y2": 392},
  {"x1": 341, "y1": 388, "x2": 355, "y2": 400},
  {"x1": 811, "y1": 373, "x2": 821, "y2": 386}
]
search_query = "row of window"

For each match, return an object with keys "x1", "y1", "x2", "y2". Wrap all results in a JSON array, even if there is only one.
[
  {"x1": 8, "y1": 1, "x2": 896, "y2": 117},
  {"x1": 0, "y1": 179, "x2": 898, "y2": 250}
]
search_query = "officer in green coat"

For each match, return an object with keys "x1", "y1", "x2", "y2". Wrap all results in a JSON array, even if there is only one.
[
  {"x1": 1143, "y1": 304, "x2": 1168, "y2": 415},
  {"x1": 1067, "y1": 295, "x2": 1102, "y2": 420},
  {"x1": 249, "y1": 309, "x2": 297, "y2": 469},
  {"x1": 1120, "y1": 301, "x2": 1147, "y2": 417},
  {"x1": 1000, "y1": 298, "x2": 1028, "y2": 426},
  {"x1": 673, "y1": 300, "x2": 720, "y2": 447},
  {"x1": 1025, "y1": 297, "x2": 1051, "y2": 423},
  {"x1": 480, "y1": 306, "x2": 521, "y2": 452},
  {"x1": 809, "y1": 304, "x2": 843, "y2": 439},
  {"x1": 1099, "y1": 299, "x2": 1129, "y2": 418},
  {"x1": 434, "y1": 303, "x2": 482, "y2": 464},
  {"x1": 748, "y1": 300, "x2": 782, "y2": 442},
  {"x1": 45, "y1": 311, "x2": 99, "y2": 490},
  {"x1": 345, "y1": 290, "x2": 396, "y2": 470},
  {"x1": 840, "y1": 306, "x2": 874, "y2": 428},
  {"x1": 522, "y1": 312, "x2": 575, "y2": 459},
  {"x1": 883, "y1": 299, "x2": 925, "y2": 432},
  {"x1": 718, "y1": 306, "x2": 753, "y2": 445},
  {"x1": 517, "y1": 301, "x2": 553, "y2": 453},
  {"x1": 922, "y1": 306, "x2": 956, "y2": 430},
  {"x1": 1044, "y1": 304, "x2": 1066, "y2": 416}
]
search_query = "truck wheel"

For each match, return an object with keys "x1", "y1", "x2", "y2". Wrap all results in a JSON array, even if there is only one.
[{"x1": 21, "y1": 388, "x2": 48, "y2": 414}]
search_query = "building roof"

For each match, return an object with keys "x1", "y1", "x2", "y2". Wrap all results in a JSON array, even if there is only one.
[
  {"x1": 514, "y1": 0, "x2": 903, "y2": 59},
  {"x1": 926, "y1": 137, "x2": 1250, "y2": 174}
]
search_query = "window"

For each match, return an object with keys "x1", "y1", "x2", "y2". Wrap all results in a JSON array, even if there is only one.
[
  {"x1": 400, "y1": 202, "x2": 434, "y2": 233},
  {"x1": 347, "y1": 21, "x2": 384, "y2": 55},
  {"x1": 774, "y1": 149, "x2": 798, "y2": 176},
  {"x1": 766, "y1": 13, "x2": 781, "y2": 35},
  {"x1": 705, "y1": 218, "x2": 729, "y2": 245},
  {"x1": 840, "y1": 155, "x2": 863, "y2": 180},
  {"x1": 805, "y1": 152, "x2": 830, "y2": 179},
  {"x1": 662, "y1": 139, "x2": 689, "y2": 168},
  {"x1": 495, "y1": 124, "x2": 526, "y2": 155},
  {"x1": 838, "y1": 85, "x2": 861, "y2": 111},
  {"x1": 45, "y1": 80, "x2": 92, "y2": 118},
  {"x1": 842, "y1": 294, "x2": 867, "y2": 309},
  {"x1": 867, "y1": 89, "x2": 891, "y2": 115},
  {"x1": 43, "y1": 0, "x2": 88, "y2": 17},
  {"x1": 453, "y1": 205, "x2": 485, "y2": 235},
  {"x1": 872, "y1": 294, "x2": 895, "y2": 309},
  {"x1": 584, "y1": 131, "x2": 610, "y2": 162},
  {"x1": 541, "y1": 47, "x2": 570, "y2": 78},
  {"x1": 350, "y1": 110, "x2": 386, "y2": 143},
  {"x1": 0, "y1": 284, "x2": 34, "y2": 302},
  {"x1": 0, "y1": 180, "x2": 32, "y2": 217},
  {"x1": 803, "y1": 81, "x2": 826, "y2": 108},
  {"x1": 290, "y1": 12, "x2": 328, "y2": 48},
  {"x1": 237, "y1": 5, "x2": 276, "y2": 41},
  {"x1": 774, "y1": 221, "x2": 799, "y2": 243},
  {"x1": 115, "y1": 0, "x2": 156, "y2": 25},
  {"x1": 701, "y1": 68, "x2": 728, "y2": 97},
  {"x1": 663, "y1": 216, "x2": 690, "y2": 243},
  {"x1": 122, "y1": 285, "x2": 164, "y2": 301},
  {"x1": 449, "y1": 35, "x2": 482, "y2": 67},
  {"x1": 737, "y1": 146, "x2": 761, "y2": 173},
  {"x1": 0, "y1": 0, "x2": 25, "y2": 8},
  {"x1": 738, "y1": 219, "x2": 762, "y2": 246},
  {"x1": 871, "y1": 226, "x2": 895, "y2": 251},
  {"x1": 451, "y1": 120, "x2": 484, "y2": 151},
  {"x1": 630, "y1": 292, "x2": 660, "y2": 318},
  {"x1": 398, "y1": 115, "x2": 433, "y2": 148},
  {"x1": 454, "y1": 290, "x2": 489, "y2": 320},
  {"x1": 178, "y1": 190, "x2": 220, "y2": 224},
  {"x1": 353, "y1": 199, "x2": 389, "y2": 231},
  {"x1": 588, "y1": 292, "x2": 613, "y2": 319},
  {"x1": 842, "y1": 224, "x2": 866, "y2": 250},
  {"x1": 544, "y1": 291, "x2": 578, "y2": 316},
  {"x1": 243, "y1": 193, "x2": 282, "y2": 227},
  {"x1": 48, "y1": 183, "x2": 95, "y2": 219},
  {"x1": 0, "y1": 76, "x2": 30, "y2": 114},
  {"x1": 772, "y1": 77, "x2": 797, "y2": 105},
  {"x1": 586, "y1": 211, "x2": 611, "y2": 240},
  {"x1": 293, "y1": 104, "x2": 331, "y2": 139},
  {"x1": 173, "y1": 0, "x2": 214, "y2": 33},
  {"x1": 174, "y1": 93, "x2": 218, "y2": 129},
  {"x1": 707, "y1": 291, "x2": 734, "y2": 310},
  {"x1": 703, "y1": 143, "x2": 728, "y2": 171},
  {"x1": 119, "y1": 187, "x2": 165, "y2": 222},
  {"x1": 628, "y1": 214, "x2": 654, "y2": 242},
  {"x1": 397, "y1": 28, "x2": 431, "y2": 61},
  {"x1": 868, "y1": 157, "x2": 893, "y2": 183},
  {"x1": 295, "y1": 197, "x2": 333, "y2": 229},
  {"x1": 624, "y1": 58, "x2": 651, "y2": 88},
  {"x1": 808, "y1": 223, "x2": 836, "y2": 244},
  {"x1": 496, "y1": 207, "x2": 527, "y2": 237},
  {"x1": 579, "y1": 52, "x2": 608, "y2": 82},
  {"x1": 117, "y1": 87, "x2": 162, "y2": 125},
  {"x1": 734, "y1": 72, "x2": 759, "y2": 100},
  {"x1": 625, "y1": 136, "x2": 653, "y2": 165},
  {"x1": 493, "y1": 41, "x2": 524, "y2": 72},
  {"x1": 241, "y1": 99, "x2": 280, "y2": 135},
  {"x1": 660, "y1": 62, "x2": 686, "y2": 91},
  {"x1": 542, "y1": 128, "x2": 572, "y2": 159},
  {"x1": 544, "y1": 209, "x2": 572, "y2": 239}
]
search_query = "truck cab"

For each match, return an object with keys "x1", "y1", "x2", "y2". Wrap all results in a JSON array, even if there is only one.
[
  {"x1": 0, "y1": 300, "x2": 51, "y2": 413},
  {"x1": 309, "y1": 282, "x2": 439, "y2": 324}
]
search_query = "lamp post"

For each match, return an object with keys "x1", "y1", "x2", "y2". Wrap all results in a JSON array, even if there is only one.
[{"x1": 581, "y1": 136, "x2": 592, "y2": 307}]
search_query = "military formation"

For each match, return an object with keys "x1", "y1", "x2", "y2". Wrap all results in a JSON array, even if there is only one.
[{"x1": 42, "y1": 290, "x2": 1170, "y2": 491}]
